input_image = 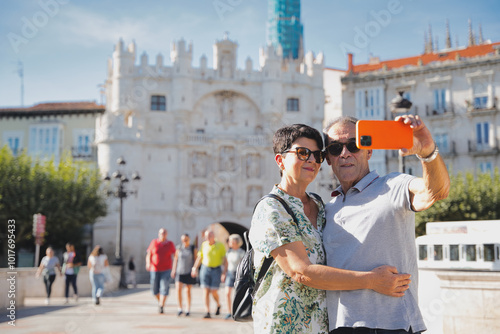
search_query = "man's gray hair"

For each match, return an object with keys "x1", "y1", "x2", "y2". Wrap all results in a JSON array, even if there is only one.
[{"x1": 323, "y1": 116, "x2": 359, "y2": 146}]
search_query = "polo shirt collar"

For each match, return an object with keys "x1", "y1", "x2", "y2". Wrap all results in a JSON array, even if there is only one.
[{"x1": 331, "y1": 170, "x2": 379, "y2": 197}]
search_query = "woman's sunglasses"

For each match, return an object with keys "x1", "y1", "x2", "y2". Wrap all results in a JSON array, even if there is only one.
[
  {"x1": 326, "y1": 140, "x2": 360, "y2": 156},
  {"x1": 282, "y1": 147, "x2": 325, "y2": 163}
]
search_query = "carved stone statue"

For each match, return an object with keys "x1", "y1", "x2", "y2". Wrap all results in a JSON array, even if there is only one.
[
  {"x1": 191, "y1": 185, "x2": 206, "y2": 207},
  {"x1": 219, "y1": 146, "x2": 235, "y2": 171},
  {"x1": 246, "y1": 154, "x2": 260, "y2": 178},
  {"x1": 192, "y1": 152, "x2": 207, "y2": 177},
  {"x1": 219, "y1": 186, "x2": 233, "y2": 212}
]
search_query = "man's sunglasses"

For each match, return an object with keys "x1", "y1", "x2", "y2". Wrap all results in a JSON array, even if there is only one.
[
  {"x1": 282, "y1": 147, "x2": 325, "y2": 163},
  {"x1": 326, "y1": 140, "x2": 360, "y2": 156}
]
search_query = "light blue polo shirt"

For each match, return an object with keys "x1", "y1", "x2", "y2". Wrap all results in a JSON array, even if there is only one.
[{"x1": 323, "y1": 171, "x2": 426, "y2": 333}]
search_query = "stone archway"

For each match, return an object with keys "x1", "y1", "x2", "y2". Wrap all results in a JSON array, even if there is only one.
[
  {"x1": 219, "y1": 222, "x2": 249, "y2": 250},
  {"x1": 199, "y1": 222, "x2": 249, "y2": 250}
]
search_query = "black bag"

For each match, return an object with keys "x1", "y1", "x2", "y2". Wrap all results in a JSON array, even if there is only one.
[{"x1": 231, "y1": 194, "x2": 300, "y2": 322}]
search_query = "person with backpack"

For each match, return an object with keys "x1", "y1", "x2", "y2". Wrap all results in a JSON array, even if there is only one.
[
  {"x1": 224, "y1": 234, "x2": 245, "y2": 319},
  {"x1": 171, "y1": 233, "x2": 197, "y2": 316},
  {"x1": 249, "y1": 124, "x2": 412, "y2": 333}
]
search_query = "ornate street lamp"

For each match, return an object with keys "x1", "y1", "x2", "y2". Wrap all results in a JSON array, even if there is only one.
[
  {"x1": 390, "y1": 91, "x2": 413, "y2": 173},
  {"x1": 103, "y1": 157, "x2": 141, "y2": 288}
]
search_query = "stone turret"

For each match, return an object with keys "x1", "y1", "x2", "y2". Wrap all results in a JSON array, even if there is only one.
[
  {"x1": 170, "y1": 39, "x2": 194, "y2": 111},
  {"x1": 213, "y1": 34, "x2": 238, "y2": 79},
  {"x1": 259, "y1": 44, "x2": 283, "y2": 115},
  {"x1": 110, "y1": 38, "x2": 136, "y2": 112},
  {"x1": 171, "y1": 38, "x2": 193, "y2": 75}
]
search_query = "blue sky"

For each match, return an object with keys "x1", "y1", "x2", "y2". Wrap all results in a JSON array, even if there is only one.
[{"x1": 1, "y1": 0, "x2": 500, "y2": 107}]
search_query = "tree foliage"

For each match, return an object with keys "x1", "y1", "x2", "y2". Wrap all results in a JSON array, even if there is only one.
[
  {"x1": 0, "y1": 146, "x2": 107, "y2": 263},
  {"x1": 416, "y1": 168, "x2": 500, "y2": 236}
]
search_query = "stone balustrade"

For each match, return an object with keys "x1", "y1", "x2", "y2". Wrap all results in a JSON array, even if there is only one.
[
  {"x1": 436, "y1": 270, "x2": 500, "y2": 333},
  {"x1": 1, "y1": 266, "x2": 121, "y2": 309}
]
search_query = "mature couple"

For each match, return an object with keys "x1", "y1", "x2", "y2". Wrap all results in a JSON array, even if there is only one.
[{"x1": 249, "y1": 115, "x2": 450, "y2": 334}]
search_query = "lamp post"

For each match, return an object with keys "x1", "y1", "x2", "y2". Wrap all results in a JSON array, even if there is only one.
[
  {"x1": 103, "y1": 157, "x2": 141, "y2": 288},
  {"x1": 390, "y1": 91, "x2": 413, "y2": 173}
]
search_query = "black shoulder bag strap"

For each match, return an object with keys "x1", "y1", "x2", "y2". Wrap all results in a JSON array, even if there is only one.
[{"x1": 252, "y1": 194, "x2": 299, "y2": 297}]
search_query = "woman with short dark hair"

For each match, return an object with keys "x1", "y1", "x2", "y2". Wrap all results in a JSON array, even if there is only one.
[{"x1": 249, "y1": 124, "x2": 411, "y2": 333}]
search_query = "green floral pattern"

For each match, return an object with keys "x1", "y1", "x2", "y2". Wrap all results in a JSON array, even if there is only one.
[{"x1": 249, "y1": 186, "x2": 328, "y2": 334}]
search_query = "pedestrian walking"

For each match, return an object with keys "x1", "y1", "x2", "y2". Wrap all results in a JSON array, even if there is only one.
[
  {"x1": 87, "y1": 245, "x2": 109, "y2": 305},
  {"x1": 35, "y1": 246, "x2": 63, "y2": 305},
  {"x1": 191, "y1": 230, "x2": 227, "y2": 319},
  {"x1": 146, "y1": 228, "x2": 176, "y2": 314},
  {"x1": 127, "y1": 256, "x2": 137, "y2": 288},
  {"x1": 171, "y1": 233, "x2": 197, "y2": 316},
  {"x1": 224, "y1": 234, "x2": 245, "y2": 319},
  {"x1": 62, "y1": 242, "x2": 82, "y2": 303}
]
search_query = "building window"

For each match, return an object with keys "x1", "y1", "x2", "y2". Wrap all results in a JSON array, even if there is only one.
[
  {"x1": 151, "y1": 95, "x2": 166, "y2": 111},
  {"x1": 2, "y1": 131, "x2": 23, "y2": 156},
  {"x1": 73, "y1": 129, "x2": 94, "y2": 157},
  {"x1": 419, "y1": 245, "x2": 428, "y2": 260},
  {"x1": 449, "y1": 245, "x2": 459, "y2": 261},
  {"x1": 286, "y1": 98, "x2": 299, "y2": 112},
  {"x1": 29, "y1": 124, "x2": 62, "y2": 160},
  {"x1": 433, "y1": 88, "x2": 446, "y2": 114},
  {"x1": 465, "y1": 245, "x2": 476, "y2": 261},
  {"x1": 484, "y1": 244, "x2": 495, "y2": 262},
  {"x1": 356, "y1": 88, "x2": 383, "y2": 119},
  {"x1": 434, "y1": 245, "x2": 443, "y2": 261},
  {"x1": 478, "y1": 162, "x2": 493, "y2": 174},
  {"x1": 435, "y1": 134, "x2": 449, "y2": 154},
  {"x1": 472, "y1": 81, "x2": 488, "y2": 109},
  {"x1": 476, "y1": 122, "x2": 490, "y2": 150}
]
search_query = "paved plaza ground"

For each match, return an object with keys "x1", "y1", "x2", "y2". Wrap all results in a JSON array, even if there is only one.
[
  {"x1": 0, "y1": 284, "x2": 254, "y2": 334},
  {"x1": 1, "y1": 271, "x2": 445, "y2": 334}
]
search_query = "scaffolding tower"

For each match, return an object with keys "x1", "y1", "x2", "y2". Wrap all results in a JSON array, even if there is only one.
[{"x1": 267, "y1": 0, "x2": 304, "y2": 60}]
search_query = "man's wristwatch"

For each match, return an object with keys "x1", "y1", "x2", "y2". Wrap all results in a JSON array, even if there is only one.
[{"x1": 416, "y1": 143, "x2": 439, "y2": 163}]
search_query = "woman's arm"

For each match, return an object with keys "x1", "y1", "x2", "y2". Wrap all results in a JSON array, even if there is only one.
[
  {"x1": 35, "y1": 260, "x2": 45, "y2": 277},
  {"x1": 270, "y1": 241, "x2": 411, "y2": 297},
  {"x1": 56, "y1": 261, "x2": 63, "y2": 276},
  {"x1": 171, "y1": 250, "x2": 179, "y2": 278}
]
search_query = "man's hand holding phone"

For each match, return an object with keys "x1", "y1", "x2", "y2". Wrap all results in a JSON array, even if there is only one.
[{"x1": 394, "y1": 115, "x2": 436, "y2": 159}]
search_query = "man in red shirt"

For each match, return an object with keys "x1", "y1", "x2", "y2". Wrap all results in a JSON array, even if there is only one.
[{"x1": 146, "y1": 228, "x2": 176, "y2": 314}]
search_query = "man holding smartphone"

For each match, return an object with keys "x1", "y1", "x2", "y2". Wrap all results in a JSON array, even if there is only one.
[{"x1": 322, "y1": 114, "x2": 450, "y2": 334}]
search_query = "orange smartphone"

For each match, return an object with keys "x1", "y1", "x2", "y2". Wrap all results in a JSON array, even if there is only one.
[{"x1": 356, "y1": 120, "x2": 413, "y2": 150}]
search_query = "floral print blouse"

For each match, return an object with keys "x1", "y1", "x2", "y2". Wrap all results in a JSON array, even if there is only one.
[{"x1": 249, "y1": 185, "x2": 328, "y2": 334}]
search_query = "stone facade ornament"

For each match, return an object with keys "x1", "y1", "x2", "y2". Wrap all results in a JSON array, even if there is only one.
[
  {"x1": 247, "y1": 186, "x2": 262, "y2": 207},
  {"x1": 192, "y1": 152, "x2": 207, "y2": 177},
  {"x1": 219, "y1": 146, "x2": 235, "y2": 171},
  {"x1": 219, "y1": 186, "x2": 233, "y2": 212},
  {"x1": 191, "y1": 185, "x2": 206, "y2": 207}
]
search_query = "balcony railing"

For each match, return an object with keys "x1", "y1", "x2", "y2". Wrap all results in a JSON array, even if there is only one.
[
  {"x1": 468, "y1": 139, "x2": 500, "y2": 156},
  {"x1": 439, "y1": 141, "x2": 457, "y2": 157},
  {"x1": 425, "y1": 104, "x2": 455, "y2": 117},
  {"x1": 71, "y1": 146, "x2": 97, "y2": 160}
]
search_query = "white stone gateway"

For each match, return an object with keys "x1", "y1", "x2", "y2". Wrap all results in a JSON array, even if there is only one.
[{"x1": 95, "y1": 36, "x2": 328, "y2": 281}]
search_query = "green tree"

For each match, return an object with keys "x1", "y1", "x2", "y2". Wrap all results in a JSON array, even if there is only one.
[
  {"x1": 416, "y1": 168, "x2": 500, "y2": 236},
  {"x1": 0, "y1": 147, "x2": 107, "y2": 265}
]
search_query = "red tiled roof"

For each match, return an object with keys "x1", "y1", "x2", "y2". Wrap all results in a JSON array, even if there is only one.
[
  {"x1": 0, "y1": 101, "x2": 104, "y2": 112},
  {"x1": 351, "y1": 42, "x2": 500, "y2": 73}
]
